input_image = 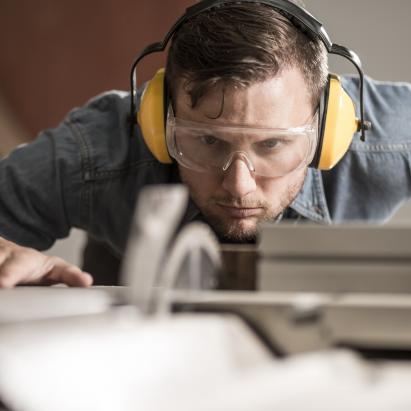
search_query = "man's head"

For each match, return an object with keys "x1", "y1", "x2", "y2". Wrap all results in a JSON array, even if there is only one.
[{"x1": 165, "y1": 1, "x2": 328, "y2": 241}]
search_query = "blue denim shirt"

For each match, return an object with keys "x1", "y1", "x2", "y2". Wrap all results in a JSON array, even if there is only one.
[{"x1": 1, "y1": 76, "x2": 411, "y2": 256}]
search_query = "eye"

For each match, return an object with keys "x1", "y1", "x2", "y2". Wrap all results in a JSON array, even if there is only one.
[
  {"x1": 259, "y1": 138, "x2": 281, "y2": 149},
  {"x1": 200, "y1": 135, "x2": 218, "y2": 145}
]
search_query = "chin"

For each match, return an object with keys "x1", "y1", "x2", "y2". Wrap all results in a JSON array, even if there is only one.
[{"x1": 206, "y1": 215, "x2": 260, "y2": 243}]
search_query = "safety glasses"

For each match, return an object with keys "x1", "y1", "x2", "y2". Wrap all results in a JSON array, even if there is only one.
[{"x1": 166, "y1": 106, "x2": 319, "y2": 178}]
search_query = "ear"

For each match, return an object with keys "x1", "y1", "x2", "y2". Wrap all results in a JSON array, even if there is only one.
[
  {"x1": 314, "y1": 74, "x2": 360, "y2": 170},
  {"x1": 137, "y1": 68, "x2": 172, "y2": 163}
]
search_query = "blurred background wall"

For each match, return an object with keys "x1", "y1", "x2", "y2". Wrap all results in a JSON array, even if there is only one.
[
  {"x1": 0, "y1": 0, "x2": 192, "y2": 145},
  {"x1": 308, "y1": 0, "x2": 411, "y2": 220},
  {"x1": 308, "y1": 0, "x2": 411, "y2": 83},
  {"x1": 0, "y1": 0, "x2": 410, "y2": 264}
]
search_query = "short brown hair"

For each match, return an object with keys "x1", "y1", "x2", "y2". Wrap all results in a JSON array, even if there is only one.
[{"x1": 165, "y1": 2, "x2": 328, "y2": 109}]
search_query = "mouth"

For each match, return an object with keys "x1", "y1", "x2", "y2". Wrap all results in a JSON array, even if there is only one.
[{"x1": 216, "y1": 204, "x2": 263, "y2": 218}]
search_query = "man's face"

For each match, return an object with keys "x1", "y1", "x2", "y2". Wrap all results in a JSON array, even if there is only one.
[{"x1": 176, "y1": 67, "x2": 314, "y2": 241}]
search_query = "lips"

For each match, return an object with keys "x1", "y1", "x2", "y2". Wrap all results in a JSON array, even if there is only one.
[{"x1": 217, "y1": 204, "x2": 263, "y2": 218}]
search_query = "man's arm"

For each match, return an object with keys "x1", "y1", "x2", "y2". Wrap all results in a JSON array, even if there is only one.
[
  {"x1": 0, "y1": 118, "x2": 87, "y2": 247},
  {"x1": 0, "y1": 113, "x2": 91, "y2": 287}
]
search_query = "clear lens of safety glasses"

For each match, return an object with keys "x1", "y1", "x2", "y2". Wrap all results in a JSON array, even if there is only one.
[{"x1": 166, "y1": 109, "x2": 318, "y2": 178}]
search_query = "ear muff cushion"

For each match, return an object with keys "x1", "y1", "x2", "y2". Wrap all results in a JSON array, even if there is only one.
[
  {"x1": 310, "y1": 77, "x2": 330, "y2": 169},
  {"x1": 317, "y1": 74, "x2": 359, "y2": 170},
  {"x1": 137, "y1": 68, "x2": 172, "y2": 164}
]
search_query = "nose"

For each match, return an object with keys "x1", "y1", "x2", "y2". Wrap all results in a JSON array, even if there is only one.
[{"x1": 221, "y1": 157, "x2": 257, "y2": 198}]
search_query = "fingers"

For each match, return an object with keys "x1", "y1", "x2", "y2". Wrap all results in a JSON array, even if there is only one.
[
  {"x1": 44, "y1": 258, "x2": 93, "y2": 287},
  {"x1": 0, "y1": 238, "x2": 93, "y2": 288}
]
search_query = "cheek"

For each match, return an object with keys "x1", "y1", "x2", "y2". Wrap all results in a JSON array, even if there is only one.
[
  {"x1": 256, "y1": 168, "x2": 306, "y2": 199},
  {"x1": 179, "y1": 167, "x2": 221, "y2": 201},
  {"x1": 257, "y1": 175, "x2": 288, "y2": 195}
]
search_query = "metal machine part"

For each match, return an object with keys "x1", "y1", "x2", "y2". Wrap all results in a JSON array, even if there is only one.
[
  {"x1": 170, "y1": 290, "x2": 411, "y2": 358},
  {"x1": 121, "y1": 184, "x2": 222, "y2": 314},
  {"x1": 154, "y1": 222, "x2": 221, "y2": 314},
  {"x1": 258, "y1": 222, "x2": 411, "y2": 293},
  {"x1": 120, "y1": 184, "x2": 189, "y2": 312}
]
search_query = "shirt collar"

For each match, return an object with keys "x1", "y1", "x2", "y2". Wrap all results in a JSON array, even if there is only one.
[{"x1": 289, "y1": 167, "x2": 331, "y2": 223}]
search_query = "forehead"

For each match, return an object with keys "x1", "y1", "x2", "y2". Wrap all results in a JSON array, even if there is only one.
[{"x1": 175, "y1": 67, "x2": 313, "y2": 129}]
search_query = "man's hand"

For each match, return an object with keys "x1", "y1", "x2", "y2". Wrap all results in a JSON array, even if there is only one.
[{"x1": 0, "y1": 237, "x2": 93, "y2": 288}]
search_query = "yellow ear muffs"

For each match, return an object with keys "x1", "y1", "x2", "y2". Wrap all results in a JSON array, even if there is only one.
[
  {"x1": 139, "y1": 71, "x2": 360, "y2": 169},
  {"x1": 315, "y1": 74, "x2": 361, "y2": 170},
  {"x1": 137, "y1": 68, "x2": 172, "y2": 164}
]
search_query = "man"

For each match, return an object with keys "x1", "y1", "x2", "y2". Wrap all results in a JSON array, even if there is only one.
[{"x1": 0, "y1": 0, "x2": 410, "y2": 288}]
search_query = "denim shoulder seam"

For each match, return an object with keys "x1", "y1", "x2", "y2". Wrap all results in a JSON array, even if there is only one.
[
  {"x1": 66, "y1": 118, "x2": 92, "y2": 227},
  {"x1": 342, "y1": 75, "x2": 411, "y2": 89},
  {"x1": 43, "y1": 129, "x2": 71, "y2": 236},
  {"x1": 86, "y1": 159, "x2": 160, "y2": 181},
  {"x1": 350, "y1": 142, "x2": 411, "y2": 152}
]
